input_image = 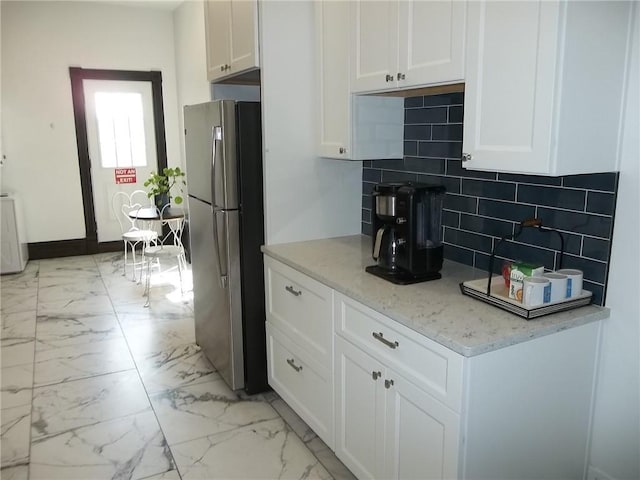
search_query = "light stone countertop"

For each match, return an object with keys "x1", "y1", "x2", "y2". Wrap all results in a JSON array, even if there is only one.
[{"x1": 261, "y1": 235, "x2": 609, "y2": 357}]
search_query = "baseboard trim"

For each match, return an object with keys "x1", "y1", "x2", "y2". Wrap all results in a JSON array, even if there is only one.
[
  {"x1": 28, "y1": 239, "x2": 123, "y2": 260},
  {"x1": 97, "y1": 241, "x2": 124, "y2": 254},
  {"x1": 28, "y1": 239, "x2": 88, "y2": 259},
  {"x1": 587, "y1": 465, "x2": 617, "y2": 480}
]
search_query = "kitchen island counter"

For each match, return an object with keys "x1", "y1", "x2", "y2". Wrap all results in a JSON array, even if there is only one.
[{"x1": 262, "y1": 235, "x2": 608, "y2": 357}]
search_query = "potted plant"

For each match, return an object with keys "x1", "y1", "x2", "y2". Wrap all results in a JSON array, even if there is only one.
[{"x1": 144, "y1": 167, "x2": 187, "y2": 209}]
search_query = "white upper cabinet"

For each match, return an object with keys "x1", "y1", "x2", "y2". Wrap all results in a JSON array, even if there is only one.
[
  {"x1": 351, "y1": 0, "x2": 465, "y2": 93},
  {"x1": 316, "y1": 1, "x2": 351, "y2": 159},
  {"x1": 462, "y1": 1, "x2": 634, "y2": 175},
  {"x1": 316, "y1": 1, "x2": 404, "y2": 160},
  {"x1": 204, "y1": 0, "x2": 259, "y2": 82}
]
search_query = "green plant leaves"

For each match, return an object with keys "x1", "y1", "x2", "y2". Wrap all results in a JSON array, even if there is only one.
[{"x1": 144, "y1": 167, "x2": 186, "y2": 202}]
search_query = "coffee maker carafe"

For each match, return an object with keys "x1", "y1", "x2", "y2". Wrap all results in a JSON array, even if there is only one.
[{"x1": 366, "y1": 182, "x2": 445, "y2": 285}]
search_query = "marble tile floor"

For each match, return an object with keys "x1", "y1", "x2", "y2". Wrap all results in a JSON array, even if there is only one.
[{"x1": 1, "y1": 253, "x2": 355, "y2": 480}]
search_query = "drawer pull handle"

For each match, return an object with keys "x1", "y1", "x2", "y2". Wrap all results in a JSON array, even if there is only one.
[
  {"x1": 372, "y1": 332, "x2": 399, "y2": 349},
  {"x1": 287, "y1": 358, "x2": 303, "y2": 372},
  {"x1": 384, "y1": 379, "x2": 395, "y2": 389},
  {"x1": 372, "y1": 371, "x2": 381, "y2": 380},
  {"x1": 285, "y1": 285, "x2": 302, "y2": 297}
]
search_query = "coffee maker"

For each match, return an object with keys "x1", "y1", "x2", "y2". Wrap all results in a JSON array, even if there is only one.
[{"x1": 366, "y1": 182, "x2": 445, "y2": 284}]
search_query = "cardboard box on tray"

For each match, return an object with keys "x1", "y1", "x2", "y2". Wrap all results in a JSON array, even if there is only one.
[{"x1": 509, "y1": 262, "x2": 544, "y2": 302}]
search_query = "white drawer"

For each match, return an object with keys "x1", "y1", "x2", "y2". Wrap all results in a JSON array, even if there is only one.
[
  {"x1": 264, "y1": 257, "x2": 333, "y2": 367},
  {"x1": 266, "y1": 322, "x2": 334, "y2": 448},
  {"x1": 334, "y1": 292, "x2": 463, "y2": 412}
]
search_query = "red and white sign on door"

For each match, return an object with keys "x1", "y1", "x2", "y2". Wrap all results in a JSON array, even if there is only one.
[{"x1": 115, "y1": 168, "x2": 137, "y2": 184}]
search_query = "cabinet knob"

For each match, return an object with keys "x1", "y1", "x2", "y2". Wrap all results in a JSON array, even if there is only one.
[
  {"x1": 339, "y1": 147, "x2": 346, "y2": 154},
  {"x1": 220, "y1": 65, "x2": 225, "y2": 72},
  {"x1": 384, "y1": 379, "x2": 394, "y2": 389},
  {"x1": 397, "y1": 72, "x2": 405, "y2": 80},
  {"x1": 372, "y1": 371, "x2": 381, "y2": 380},
  {"x1": 385, "y1": 74, "x2": 394, "y2": 82},
  {"x1": 462, "y1": 153, "x2": 472, "y2": 162}
]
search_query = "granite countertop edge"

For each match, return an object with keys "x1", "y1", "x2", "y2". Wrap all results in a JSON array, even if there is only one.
[{"x1": 261, "y1": 236, "x2": 609, "y2": 357}]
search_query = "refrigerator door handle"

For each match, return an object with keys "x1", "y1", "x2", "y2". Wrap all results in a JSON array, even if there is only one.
[
  {"x1": 210, "y1": 126, "x2": 222, "y2": 208},
  {"x1": 211, "y1": 208, "x2": 228, "y2": 289}
]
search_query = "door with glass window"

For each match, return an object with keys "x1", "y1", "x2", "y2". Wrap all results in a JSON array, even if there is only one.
[{"x1": 83, "y1": 80, "x2": 159, "y2": 243}]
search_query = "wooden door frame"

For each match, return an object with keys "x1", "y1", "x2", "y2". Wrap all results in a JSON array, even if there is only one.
[{"x1": 69, "y1": 67, "x2": 169, "y2": 254}]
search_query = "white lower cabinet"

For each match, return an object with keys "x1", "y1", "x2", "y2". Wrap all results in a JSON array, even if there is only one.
[
  {"x1": 263, "y1": 256, "x2": 601, "y2": 480},
  {"x1": 266, "y1": 322, "x2": 333, "y2": 448},
  {"x1": 335, "y1": 336, "x2": 459, "y2": 480},
  {"x1": 264, "y1": 257, "x2": 334, "y2": 448}
]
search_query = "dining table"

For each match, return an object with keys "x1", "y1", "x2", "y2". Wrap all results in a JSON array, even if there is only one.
[{"x1": 128, "y1": 206, "x2": 187, "y2": 251}]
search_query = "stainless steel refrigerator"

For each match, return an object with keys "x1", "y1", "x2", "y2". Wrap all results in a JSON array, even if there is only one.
[{"x1": 184, "y1": 100, "x2": 267, "y2": 393}]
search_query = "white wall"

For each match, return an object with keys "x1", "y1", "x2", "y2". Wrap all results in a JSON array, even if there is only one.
[
  {"x1": 588, "y1": 5, "x2": 640, "y2": 480},
  {"x1": 1, "y1": 1, "x2": 181, "y2": 243},
  {"x1": 259, "y1": 0, "x2": 362, "y2": 245},
  {"x1": 172, "y1": 0, "x2": 211, "y2": 168}
]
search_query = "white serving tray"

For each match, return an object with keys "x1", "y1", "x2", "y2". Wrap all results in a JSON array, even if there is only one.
[{"x1": 460, "y1": 275, "x2": 593, "y2": 319}]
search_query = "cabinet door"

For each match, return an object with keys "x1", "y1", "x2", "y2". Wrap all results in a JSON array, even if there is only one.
[
  {"x1": 335, "y1": 336, "x2": 386, "y2": 479},
  {"x1": 204, "y1": 0, "x2": 231, "y2": 81},
  {"x1": 462, "y1": 1, "x2": 559, "y2": 173},
  {"x1": 384, "y1": 372, "x2": 460, "y2": 480},
  {"x1": 398, "y1": 0, "x2": 465, "y2": 88},
  {"x1": 350, "y1": 0, "x2": 398, "y2": 93},
  {"x1": 266, "y1": 323, "x2": 334, "y2": 448},
  {"x1": 316, "y1": 0, "x2": 351, "y2": 159},
  {"x1": 229, "y1": 0, "x2": 259, "y2": 74}
]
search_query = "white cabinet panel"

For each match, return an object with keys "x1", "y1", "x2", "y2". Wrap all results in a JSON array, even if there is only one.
[
  {"x1": 462, "y1": 0, "x2": 633, "y2": 175},
  {"x1": 350, "y1": 0, "x2": 398, "y2": 93},
  {"x1": 334, "y1": 336, "x2": 386, "y2": 479},
  {"x1": 398, "y1": 0, "x2": 465, "y2": 87},
  {"x1": 316, "y1": 0, "x2": 350, "y2": 158},
  {"x1": 316, "y1": 1, "x2": 404, "y2": 160},
  {"x1": 351, "y1": 0, "x2": 465, "y2": 93},
  {"x1": 204, "y1": 0, "x2": 259, "y2": 82},
  {"x1": 229, "y1": 0, "x2": 259, "y2": 73},
  {"x1": 266, "y1": 322, "x2": 333, "y2": 448},
  {"x1": 264, "y1": 256, "x2": 333, "y2": 367},
  {"x1": 385, "y1": 373, "x2": 459, "y2": 480},
  {"x1": 204, "y1": 0, "x2": 231, "y2": 80}
]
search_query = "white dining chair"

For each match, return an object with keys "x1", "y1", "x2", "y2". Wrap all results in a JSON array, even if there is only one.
[
  {"x1": 111, "y1": 190, "x2": 159, "y2": 283},
  {"x1": 142, "y1": 203, "x2": 187, "y2": 307}
]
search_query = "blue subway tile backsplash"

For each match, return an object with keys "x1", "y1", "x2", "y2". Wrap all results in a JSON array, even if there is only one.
[{"x1": 361, "y1": 92, "x2": 619, "y2": 306}]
